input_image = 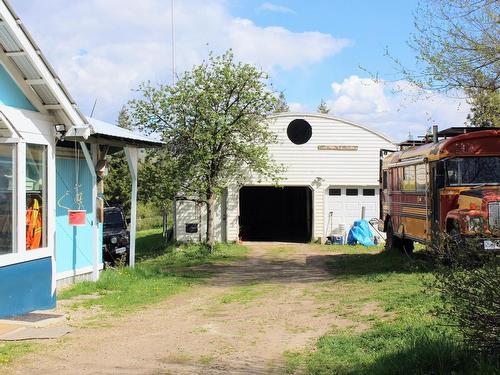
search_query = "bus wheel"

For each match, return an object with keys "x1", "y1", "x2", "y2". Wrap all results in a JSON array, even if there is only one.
[
  {"x1": 385, "y1": 221, "x2": 401, "y2": 252},
  {"x1": 402, "y1": 239, "x2": 414, "y2": 254}
]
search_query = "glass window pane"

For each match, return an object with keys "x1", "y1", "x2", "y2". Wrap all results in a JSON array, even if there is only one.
[
  {"x1": 329, "y1": 188, "x2": 341, "y2": 196},
  {"x1": 363, "y1": 189, "x2": 375, "y2": 196},
  {"x1": 403, "y1": 166, "x2": 416, "y2": 191},
  {"x1": 26, "y1": 144, "x2": 47, "y2": 250},
  {"x1": 0, "y1": 144, "x2": 16, "y2": 255},
  {"x1": 346, "y1": 188, "x2": 358, "y2": 196},
  {"x1": 416, "y1": 164, "x2": 427, "y2": 192}
]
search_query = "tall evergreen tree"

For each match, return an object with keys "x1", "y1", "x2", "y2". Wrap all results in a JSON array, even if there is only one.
[{"x1": 317, "y1": 99, "x2": 330, "y2": 114}]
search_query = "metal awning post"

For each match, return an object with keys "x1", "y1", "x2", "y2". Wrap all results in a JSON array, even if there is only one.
[
  {"x1": 124, "y1": 147, "x2": 138, "y2": 268},
  {"x1": 80, "y1": 142, "x2": 99, "y2": 281}
]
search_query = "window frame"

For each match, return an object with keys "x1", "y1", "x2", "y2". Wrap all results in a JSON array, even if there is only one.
[
  {"x1": 0, "y1": 142, "x2": 17, "y2": 256},
  {"x1": 26, "y1": 143, "x2": 48, "y2": 250},
  {"x1": 0, "y1": 138, "x2": 53, "y2": 268}
]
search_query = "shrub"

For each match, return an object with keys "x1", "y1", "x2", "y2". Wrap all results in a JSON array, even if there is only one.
[
  {"x1": 430, "y1": 232, "x2": 500, "y2": 354},
  {"x1": 136, "y1": 201, "x2": 166, "y2": 231}
]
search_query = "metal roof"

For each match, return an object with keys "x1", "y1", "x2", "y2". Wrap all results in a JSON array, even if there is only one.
[
  {"x1": 88, "y1": 118, "x2": 163, "y2": 148},
  {"x1": 437, "y1": 126, "x2": 495, "y2": 138},
  {"x1": 269, "y1": 112, "x2": 395, "y2": 145},
  {"x1": 0, "y1": 1, "x2": 88, "y2": 127}
]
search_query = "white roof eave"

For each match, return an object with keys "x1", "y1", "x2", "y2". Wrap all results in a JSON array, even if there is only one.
[{"x1": 0, "y1": 0, "x2": 89, "y2": 131}]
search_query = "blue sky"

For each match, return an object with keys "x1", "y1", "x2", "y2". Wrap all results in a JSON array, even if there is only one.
[{"x1": 11, "y1": 0, "x2": 469, "y2": 141}]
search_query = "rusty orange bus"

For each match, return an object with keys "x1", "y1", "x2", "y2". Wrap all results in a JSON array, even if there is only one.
[{"x1": 381, "y1": 128, "x2": 500, "y2": 252}]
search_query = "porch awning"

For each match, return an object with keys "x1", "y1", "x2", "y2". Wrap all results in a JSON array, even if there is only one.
[{"x1": 88, "y1": 118, "x2": 163, "y2": 148}]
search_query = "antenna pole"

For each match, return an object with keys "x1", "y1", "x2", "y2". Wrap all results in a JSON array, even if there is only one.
[
  {"x1": 171, "y1": 0, "x2": 175, "y2": 85},
  {"x1": 90, "y1": 98, "x2": 97, "y2": 117}
]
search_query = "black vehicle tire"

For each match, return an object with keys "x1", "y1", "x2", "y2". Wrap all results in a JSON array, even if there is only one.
[
  {"x1": 402, "y1": 238, "x2": 414, "y2": 255},
  {"x1": 385, "y1": 219, "x2": 402, "y2": 252}
]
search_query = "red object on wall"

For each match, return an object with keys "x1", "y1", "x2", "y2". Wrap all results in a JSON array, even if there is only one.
[{"x1": 68, "y1": 210, "x2": 86, "y2": 226}]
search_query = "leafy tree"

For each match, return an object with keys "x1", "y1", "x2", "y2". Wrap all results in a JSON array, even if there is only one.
[
  {"x1": 317, "y1": 99, "x2": 330, "y2": 114},
  {"x1": 466, "y1": 89, "x2": 500, "y2": 127},
  {"x1": 129, "y1": 50, "x2": 284, "y2": 246},
  {"x1": 393, "y1": 0, "x2": 499, "y2": 126}
]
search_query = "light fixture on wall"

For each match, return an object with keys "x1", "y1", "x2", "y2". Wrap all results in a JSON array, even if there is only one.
[
  {"x1": 54, "y1": 124, "x2": 67, "y2": 141},
  {"x1": 312, "y1": 176, "x2": 324, "y2": 189}
]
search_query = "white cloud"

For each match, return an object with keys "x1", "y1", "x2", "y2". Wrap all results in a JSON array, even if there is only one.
[
  {"x1": 288, "y1": 102, "x2": 307, "y2": 112},
  {"x1": 326, "y1": 76, "x2": 470, "y2": 142},
  {"x1": 258, "y1": 2, "x2": 296, "y2": 14},
  {"x1": 11, "y1": 0, "x2": 349, "y2": 122}
]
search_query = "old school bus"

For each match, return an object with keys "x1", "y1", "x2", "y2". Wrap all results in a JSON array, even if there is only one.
[{"x1": 381, "y1": 128, "x2": 500, "y2": 252}]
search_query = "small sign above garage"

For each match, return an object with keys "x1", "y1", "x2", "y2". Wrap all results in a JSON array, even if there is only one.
[{"x1": 317, "y1": 145, "x2": 359, "y2": 151}]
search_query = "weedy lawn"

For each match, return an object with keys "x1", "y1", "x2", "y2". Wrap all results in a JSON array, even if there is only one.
[
  {"x1": 58, "y1": 228, "x2": 249, "y2": 314},
  {"x1": 0, "y1": 229, "x2": 248, "y2": 366},
  {"x1": 284, "y1": 245, "x2": 498, "y2": 375}
]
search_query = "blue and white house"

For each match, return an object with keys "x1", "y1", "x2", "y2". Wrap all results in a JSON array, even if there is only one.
[{"x1": 0, "y1": 1, "x2": 160, "y2": 318}]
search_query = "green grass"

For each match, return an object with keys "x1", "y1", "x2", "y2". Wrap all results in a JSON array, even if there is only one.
[
  {"x1": 287, "y1": 247, "x2": 499, "y2": 375},
  {"x1": 219, "y1": 283, "x2": 279, "y2": 305},
  {"x1": 0, "y1": 343, "x2": 34, "y2": 366},
  {"x1": 58, "y1": 231, "x2": 249, "y2": 314},
  {"x1": 135, "y1": 228, "x2": 167, "y2": 261}
]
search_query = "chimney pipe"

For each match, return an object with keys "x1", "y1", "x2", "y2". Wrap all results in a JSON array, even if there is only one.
[{"x1": 432, "y1": 125, "x2": 438, "y2": 143}]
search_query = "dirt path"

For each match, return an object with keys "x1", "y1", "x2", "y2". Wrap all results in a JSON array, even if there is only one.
[{"x1": 7, "y1": 243, "x2": 354, "y2": 375}]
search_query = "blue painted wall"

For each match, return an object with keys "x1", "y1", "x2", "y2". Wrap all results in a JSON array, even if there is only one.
[
  {"x1": 0, "y1": 257, "x2": 55, "y2": 318},
  {"x1": 56, "y1": 155, "x2": 102, "y2": 274},
  {"x1": 0, "y1": 63, "x2": 37, "y2": 111}
]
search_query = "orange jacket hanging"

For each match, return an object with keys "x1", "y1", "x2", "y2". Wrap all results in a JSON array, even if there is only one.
[{"x1": 26, "y1": 198, "x2": 42, "y2": 250}]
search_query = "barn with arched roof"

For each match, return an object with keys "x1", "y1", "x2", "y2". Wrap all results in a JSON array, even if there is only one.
[{"x1": 175, "y1": 113, "x2": 396, "y2": 243}]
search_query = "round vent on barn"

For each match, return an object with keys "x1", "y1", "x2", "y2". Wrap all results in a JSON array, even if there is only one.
[{"x1": 287, "y1": 119, "x2": 312, "y2": 145}]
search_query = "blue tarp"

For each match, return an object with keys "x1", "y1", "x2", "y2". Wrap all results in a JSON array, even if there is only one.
[{"x1": 347, "y1": 219, "x2": 375, "y2": 246}]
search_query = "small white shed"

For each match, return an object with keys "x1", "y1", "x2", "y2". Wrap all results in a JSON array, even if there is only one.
[{"x1": 174, "y1": 113, "x2": 396, "y2": 243}]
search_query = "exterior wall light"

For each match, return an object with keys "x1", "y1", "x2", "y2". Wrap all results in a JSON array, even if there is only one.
[{"x1": 54, "y1": 124, "x2": 67, "y2": 140}]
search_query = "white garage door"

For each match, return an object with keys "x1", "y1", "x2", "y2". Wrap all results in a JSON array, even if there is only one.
[{"x1": 324, "y1": 186, "x2": 379, "y2": 236}]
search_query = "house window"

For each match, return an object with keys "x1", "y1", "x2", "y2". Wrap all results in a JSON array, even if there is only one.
[
  {"x1": 363, "y1": 188, "x2": 375, "y2": 196},
  {"x1": 329, "y1": 188, "x2": 341, "y2": 196},
  {"x1": 0, "y1": 144, "x2": 16, "y2": 255},
  {"x1": 346, "y1": 188, "x2": 358, "y2": 196},
  {"x1": 26, "y1": 144, "x2": 47, "y2": 250}
]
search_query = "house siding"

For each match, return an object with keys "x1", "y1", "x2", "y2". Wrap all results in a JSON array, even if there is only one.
[
  {"x1": 0, "y1": 63, "x2": 36, "y2": 111},
  {"x1": 0, "y1": 257, "x2": 55, "y2": 318},
  {"x1": 55, "y1": 155, "x2": 103, "y2": 279}
]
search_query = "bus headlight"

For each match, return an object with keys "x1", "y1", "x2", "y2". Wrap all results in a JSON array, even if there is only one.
[{"x1": 467, "y1": 216, "x2": 483, "y2": 232}]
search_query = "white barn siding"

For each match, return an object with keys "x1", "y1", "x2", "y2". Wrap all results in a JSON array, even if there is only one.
[{"x1": 175, "y1": 113, "x2": 396, "y2": 243}]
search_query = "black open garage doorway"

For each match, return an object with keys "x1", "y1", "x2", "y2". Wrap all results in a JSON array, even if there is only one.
[{"x1": 239, "y1": 186, "x2": 313, "y2": 242}]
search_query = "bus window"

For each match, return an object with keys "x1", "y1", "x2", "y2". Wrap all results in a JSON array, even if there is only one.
[
  {"x1": 403, "y1": 166, "x2": 416, "y2": 191},
  {"x1": 416, "y1": 164, "x2": 426, "y2": 192},
  {"x1": 446, "y1": 157, "x2": 500, "y2": 186}
]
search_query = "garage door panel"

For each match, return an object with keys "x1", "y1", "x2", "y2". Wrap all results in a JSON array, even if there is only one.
[{"x1": 325, "y1": 186, "x2": 379, "y2": 235}]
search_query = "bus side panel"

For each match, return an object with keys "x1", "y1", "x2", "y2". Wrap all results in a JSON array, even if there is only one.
[{"x1": 400, "y1": 192, "x2": 428, "y2": 242}]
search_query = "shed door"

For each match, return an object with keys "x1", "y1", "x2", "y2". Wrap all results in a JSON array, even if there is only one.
[
  {"x1": 324, "y1": 187, "x2": 379, "y2": 235},
  {"x1": 239, "y1": 186, "x2": 312, "y2": 242}
]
